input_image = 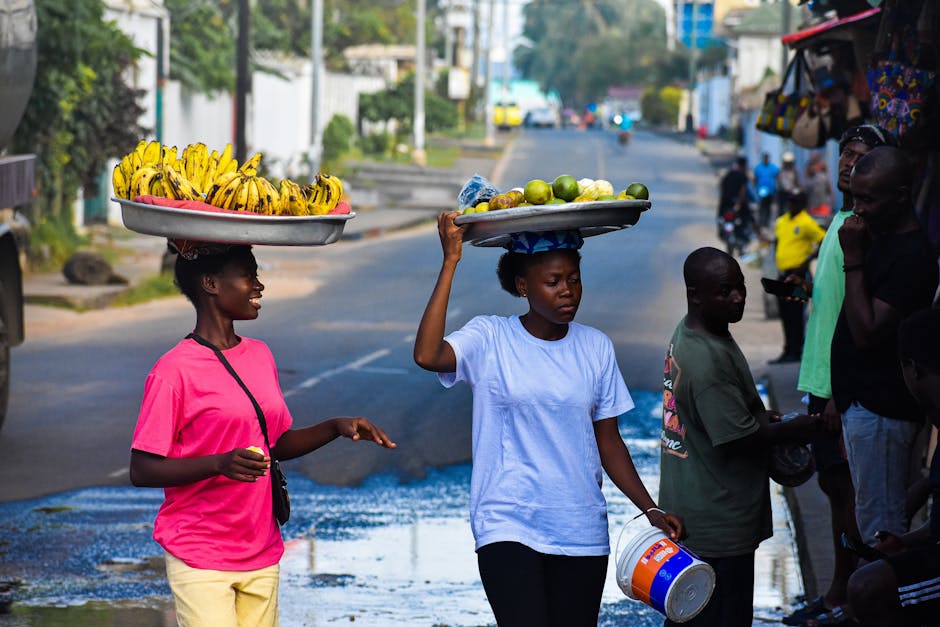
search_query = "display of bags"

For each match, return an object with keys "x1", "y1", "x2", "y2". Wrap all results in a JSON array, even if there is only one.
[
  {"x1": 756, "y1": 51, "x2": 814, "y2": 138},
  {"x1": 866, "y1": 0, "x2": 937, "y2": 147}
]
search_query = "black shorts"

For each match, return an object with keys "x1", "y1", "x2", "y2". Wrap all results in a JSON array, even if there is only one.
[
  {"x1": 886, "y1": 543, "x2": 940, "y2": 624},
  {"x1": 808, "y1": 394, "x2": 848, "y2": 472}
]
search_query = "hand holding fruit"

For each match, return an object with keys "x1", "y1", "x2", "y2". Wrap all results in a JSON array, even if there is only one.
[{"x1": 217, "y1": 447, "x2": 270, "y2": 482}]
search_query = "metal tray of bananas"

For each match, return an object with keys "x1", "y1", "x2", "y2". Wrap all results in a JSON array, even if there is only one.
[
  {"x1": 453, "y1": 199, "x2": 649, "y2": 247},
  {"x1": 114, "y1": 198, "x2": 355, "y2": 246}
]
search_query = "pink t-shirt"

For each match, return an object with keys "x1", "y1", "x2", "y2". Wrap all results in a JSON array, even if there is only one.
[{"x1": 132, "y1": 336, "x2": 293, "y2": 571}]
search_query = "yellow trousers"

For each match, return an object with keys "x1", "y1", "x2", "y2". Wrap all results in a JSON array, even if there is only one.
[{"x1": 165, "y1": 552, "x2": 280, "y2": 627}]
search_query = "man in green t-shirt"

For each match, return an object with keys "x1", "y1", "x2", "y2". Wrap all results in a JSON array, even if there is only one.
[
  {"x1": 660, "y1": 247, "x2": 825, "y2": 627},
  {"x1": 782, "y1": 124, "x2": 898, "y2": 627}
]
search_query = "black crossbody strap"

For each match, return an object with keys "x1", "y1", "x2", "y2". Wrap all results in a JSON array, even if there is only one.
[{"x1": 186, "y1": 333, "x2": 273, "y2": 452}]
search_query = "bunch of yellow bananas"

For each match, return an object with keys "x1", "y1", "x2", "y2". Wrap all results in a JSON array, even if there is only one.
[
  {"x1": 300, "y1": 173, "x2": 345, "y2": 215},
  {"x1": 113, "y1": 140, "x2": 346, "y2": 216},
  {"x1": 205, "y1": 170, "x2": 281, "y2": 215}
]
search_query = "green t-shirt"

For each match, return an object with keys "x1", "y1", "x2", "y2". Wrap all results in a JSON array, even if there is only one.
[
  {"x1": 797, "y1": 209, "x2": 850, "y2": 398},
  {"x1": 658, "y1": 319, "x2": 772, "y2": 558}
]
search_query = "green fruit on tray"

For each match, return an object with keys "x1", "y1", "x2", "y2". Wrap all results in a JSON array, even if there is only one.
[
  {"x1": 552, "y1": 175, "x2": 580, "y2": 202},
  {"x1": 625, "y1": 182, "x2": 649, "y2": 200},
  {"x1": 524, "y1": 179, "x2": 553, "y2": 205}
]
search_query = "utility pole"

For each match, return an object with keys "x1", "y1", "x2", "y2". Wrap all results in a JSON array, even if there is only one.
[
  {"x1": 155, "y1": 16, "x2": 165, "y2": 144},
  {"x1": 235, "y1": 0, "x2": 250, "y2": 162},
  {"x1": 483, "y1": 0, "x2": 495, "y2": 145},
  {"x1": 414, "y1": 0, "x2": 427, "y2": 166},
  {"x1": 469, "y1": 0, "x2": 482, "y2": 126},
  {"x1": 685, "y1": 0, "x2": 698, "y2": 133},
  {"x1": 781, "y1": 0, "x2": 792, "y2": 76},
  {"x1": 501, "y1": 0, "x2": 510, "y2": 98},
  {"x1": 309, "y1": 0, "x2": 324, "y2": 177}
]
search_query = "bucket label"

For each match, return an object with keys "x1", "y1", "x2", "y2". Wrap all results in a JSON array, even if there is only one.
[{"x1": 630, "y1": 538, "x2": 693, "y2": 613}]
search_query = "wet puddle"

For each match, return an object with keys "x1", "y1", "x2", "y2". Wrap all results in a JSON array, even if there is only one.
[{"x1": 0, "y1": 392, "x2": 801, "y2": 626}]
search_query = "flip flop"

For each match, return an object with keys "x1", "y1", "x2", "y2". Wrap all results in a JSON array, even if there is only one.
[
  {"x1": 783, "y1": 596, "x2": 826, "y2": 625},
  {"x1": 802, "y1": 606, "x2": 852, "y2": 626}
]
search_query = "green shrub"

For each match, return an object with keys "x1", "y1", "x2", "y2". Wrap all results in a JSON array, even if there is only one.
[
  {"x1": 360, "y1": 131, "x2": 391, "y2": 156},
  {"x1": 322, "y1": 114, "x2": 355, "y2": 164}
]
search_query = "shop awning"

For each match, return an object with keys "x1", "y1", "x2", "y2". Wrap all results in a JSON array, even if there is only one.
[{"x1": 782, "y1": 7, "x2": 881, "y2": 46}]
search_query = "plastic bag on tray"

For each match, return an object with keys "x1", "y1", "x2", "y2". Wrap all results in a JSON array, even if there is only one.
[{"x1": 457, "y1": 174, "x2": 499, "y2": 211}]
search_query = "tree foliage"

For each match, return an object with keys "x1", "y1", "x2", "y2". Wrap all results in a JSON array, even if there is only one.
[
  {"x1": 169, "y1": 0, "x2": 441, "y2": 92},
  {"x1": 12, "y1": 0, "x2": 146, "y2": 229},
  {"x1": 513, "y1": 0, "x2": 688, "y2": 107},
  {"x1": 360, "y1": 72, "x2": 457, "y2": 137}
]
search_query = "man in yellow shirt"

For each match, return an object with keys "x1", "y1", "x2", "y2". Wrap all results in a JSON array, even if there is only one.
[{"x1": 771, "y1": 190, "x2": 826, "y2": 363}]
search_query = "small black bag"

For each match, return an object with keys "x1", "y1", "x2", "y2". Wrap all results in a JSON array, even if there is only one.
[{"x1": 187, "y1": 333, "x2": 290, "y2": 525}]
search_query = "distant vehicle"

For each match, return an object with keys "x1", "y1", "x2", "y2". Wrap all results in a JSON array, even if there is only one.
[
  {"x1": 0, "y1": 0, "x2": 36, "y2": 431},
  {"x1": 525, "y1": 107, "x2": 558, "y2": 129},
  {"x1": 493, "y1": 102, "x2": 522, "y2": 129}
]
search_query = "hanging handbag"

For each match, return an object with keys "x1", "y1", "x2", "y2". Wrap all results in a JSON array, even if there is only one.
[
  {"x1": 187, "y1": 333, "x2": 291, "y2": 525},
  {"x1": 756, "y1": 51, "x2": 814, "y2": 138},
  {"x1": 866, "y1": 1, "x2": 936, "y2": 147},
  {"x1": 791, "y1": 96, "x2": 830, "y2": 149}
]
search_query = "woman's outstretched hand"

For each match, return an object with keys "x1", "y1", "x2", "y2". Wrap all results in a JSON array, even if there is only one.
[
  {"x1": 647, "y1": 509, "x2": 687, "y2": 541},
  {"x1": 335, "y1": 417, "x2": 397, "y2": 449}
]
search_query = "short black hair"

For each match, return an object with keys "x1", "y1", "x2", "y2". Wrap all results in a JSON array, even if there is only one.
[
  {"x1": 899, "y1": 307, "x2": 940, "y2": 372},
  {"x1": 683, "y1": 246, "x2": 735, "y2": 290},
  {"x1": 496, "y1": 248, "x2": 581, "y2": 296},
  {"x1": 852, "y1": 146, "x2": 913, "y2": 189},
  {"x1": 174, "y1": 245, "x2": 255, "y2": 304}
]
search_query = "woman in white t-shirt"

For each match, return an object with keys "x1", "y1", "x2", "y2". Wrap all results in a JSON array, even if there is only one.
[{"x1": 414, "y1": 212, "x2": 684, "y2": 626}]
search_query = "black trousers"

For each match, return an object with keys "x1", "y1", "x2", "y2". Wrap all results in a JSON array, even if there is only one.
[
  {"x1": 477, "y1": 541, "x2": 608, "y2": 627},
  {"x1": 777, "y1": 270, "x2": 808, "y2": 358},
  {"x1": 663, "y1": 551, "x2": 755, "y2": 627}
]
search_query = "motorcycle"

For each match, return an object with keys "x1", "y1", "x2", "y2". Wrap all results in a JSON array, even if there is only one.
[
  {"x1": 718, "y1": 206, "x2": 753, "y2": 257},
  {"x1": 617, "y1": 130, "x2": 631, "y2": 146}
]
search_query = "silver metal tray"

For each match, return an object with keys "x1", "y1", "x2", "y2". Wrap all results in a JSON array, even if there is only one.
[
  {"x1": 114, "y1": 198, "x2": 355, "y2": 246},
  {"x1": 453, "y1": 199, "x2": 649, "y2": 247}
]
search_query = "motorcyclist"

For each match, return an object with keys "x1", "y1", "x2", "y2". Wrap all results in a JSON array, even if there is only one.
[
  {"x1": 616, "y1": 113, "x2": 633, "y2": 145},
  {"x1": 717, "y1": 157, "x2": 755, "y2": 256},
  {"x1": 753, "y1": 152, "x2": 780, "y2": 230}
]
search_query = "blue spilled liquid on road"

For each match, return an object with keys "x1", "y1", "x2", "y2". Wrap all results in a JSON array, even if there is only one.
[{"x1": 0, "y1": 391, "x2": 800, "y2": 626}]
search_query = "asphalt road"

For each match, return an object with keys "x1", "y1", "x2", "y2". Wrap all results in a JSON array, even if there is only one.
[{"x1": 0, "y1": 129, "x2": 720, "y2": 502}]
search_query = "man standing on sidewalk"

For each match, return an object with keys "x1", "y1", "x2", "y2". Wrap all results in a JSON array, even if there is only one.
[
  {"x1": 659, "y1": 247, "x2": 825, "y2": 627},
  {"x1": 783, "y1": 124, "x2": 898, "y2": 627},
  {"x1": 832, "y1": 147, "x2": 938, "y2": 546}
]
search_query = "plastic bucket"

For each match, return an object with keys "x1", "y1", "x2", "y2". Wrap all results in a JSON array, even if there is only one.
[{"x1": 615, "y1": 524, "x2": 716, "y2": 623}]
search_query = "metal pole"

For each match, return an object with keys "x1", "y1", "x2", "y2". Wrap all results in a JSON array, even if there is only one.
[
  {"x1": 470, "y1": 0, "x2": 481, "y2": 125},
  {"x1": 309, "y1": 0, "x2": 324, "y2": 176},
  {"x1": 781, "y1": 0, "x2": 792, "y2": 76},
  {"x1": 235, "y1": 0, "x2": 250, "y2": 162},
  {"x1": 156, "y1": 16, "x2": 164, "y2": 144},
  {"x1": 501, "y1": 0, "x2": 509, "y2": 97},
  {"x1": 484, "y1": 0, "x2": 495, "y2": 145},
  {"x1": 413, "y1": 0, "x2": 427, "y2": 165},
  {"x1": 685, "y1": 0, "x2": 697, "y2": 133}
]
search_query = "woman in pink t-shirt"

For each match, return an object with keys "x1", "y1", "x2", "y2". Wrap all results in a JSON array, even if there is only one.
[{"x1": 130, "y1": 244, "x2": 396, "y2": 627}]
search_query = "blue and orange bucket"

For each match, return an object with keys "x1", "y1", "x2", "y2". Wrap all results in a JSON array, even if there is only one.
[{"x1": 615, "y1": 524, "x2": 716, "y2": 623}]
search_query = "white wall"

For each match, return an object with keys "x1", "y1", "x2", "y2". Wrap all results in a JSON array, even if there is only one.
[
  {"x1": 736, "y1": 35, "x2": 785, "y2": 90},
  {"x1": 697, "y1": 75, "x2": 732, "y2": 135}
]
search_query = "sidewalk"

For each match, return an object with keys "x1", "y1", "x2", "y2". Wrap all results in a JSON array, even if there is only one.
[{"x1": 20, "y1": 131, "x2": 832, "y2": 610}]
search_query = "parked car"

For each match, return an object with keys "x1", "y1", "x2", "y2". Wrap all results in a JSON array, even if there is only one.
[
  {"x1": 493, "y1": 101, "x2": 522, "y2": 130},
  {"x1": 525, "y1": 107, "x2": 558, "y2": 129}
]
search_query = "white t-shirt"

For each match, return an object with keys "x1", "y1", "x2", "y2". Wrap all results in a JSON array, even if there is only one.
[{"x1": 440, "y1": 315, "x2": 634, "y2": 556}]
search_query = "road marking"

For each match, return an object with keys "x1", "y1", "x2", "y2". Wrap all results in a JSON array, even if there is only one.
[
  {"x1": 108, "y1": 467, "x2": 128, "y2": 478},
  {"x1": 285, "y1": 348, "x2": 392, "y2": 396}
]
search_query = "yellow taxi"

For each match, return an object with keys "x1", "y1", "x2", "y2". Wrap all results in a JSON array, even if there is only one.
[{"x1": 493, "y1": 101, "x2": 522, "y2": 129}]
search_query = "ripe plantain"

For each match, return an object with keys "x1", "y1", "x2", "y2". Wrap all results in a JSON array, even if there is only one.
[
  {"x1": 130, "y1": 166, "x2": 160, "y2": 198},
  {"x1": 163, "y1": 163, "x2": 201, "y2": 201},
  {"x1": 278, "y1": 179, "x2": 306, "y2": 216},
  {"x1": 229, "y1": 177, "x2": 251, "y2": 212},
  {"x1": 238, "y1": 152, "x2": 262, "y2": 176},
  {"x1": 207, "y1": 171, "x2": 243, "y2": 209},
  {"x1": 112, "y1": 164, "x2": 129, "y2": 199}
]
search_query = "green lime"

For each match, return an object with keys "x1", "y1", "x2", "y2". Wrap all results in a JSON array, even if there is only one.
[
  {"x1": 551, "y1": 175, "x2": 580, "y2": 202},
  {"x1": 547, "y1": 198, "x2": 566, "y2": 204},
  {"x1": 597, "y1": 194, "x2": 615, "y2": 201},
  {"x1": 524, "y1": 179, "x2": 553, "y2": 205},
  {"x1": 625, "y1": 182, "x2": 649, "y2": 200}
]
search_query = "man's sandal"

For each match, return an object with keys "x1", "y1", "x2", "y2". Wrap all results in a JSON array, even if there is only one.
[
  {"x1": 802, "y1": 606, "x2": 853, "y2": 626},
  {"x1": 783, "y1": 597, "x2": 826, "y2": 625}
]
